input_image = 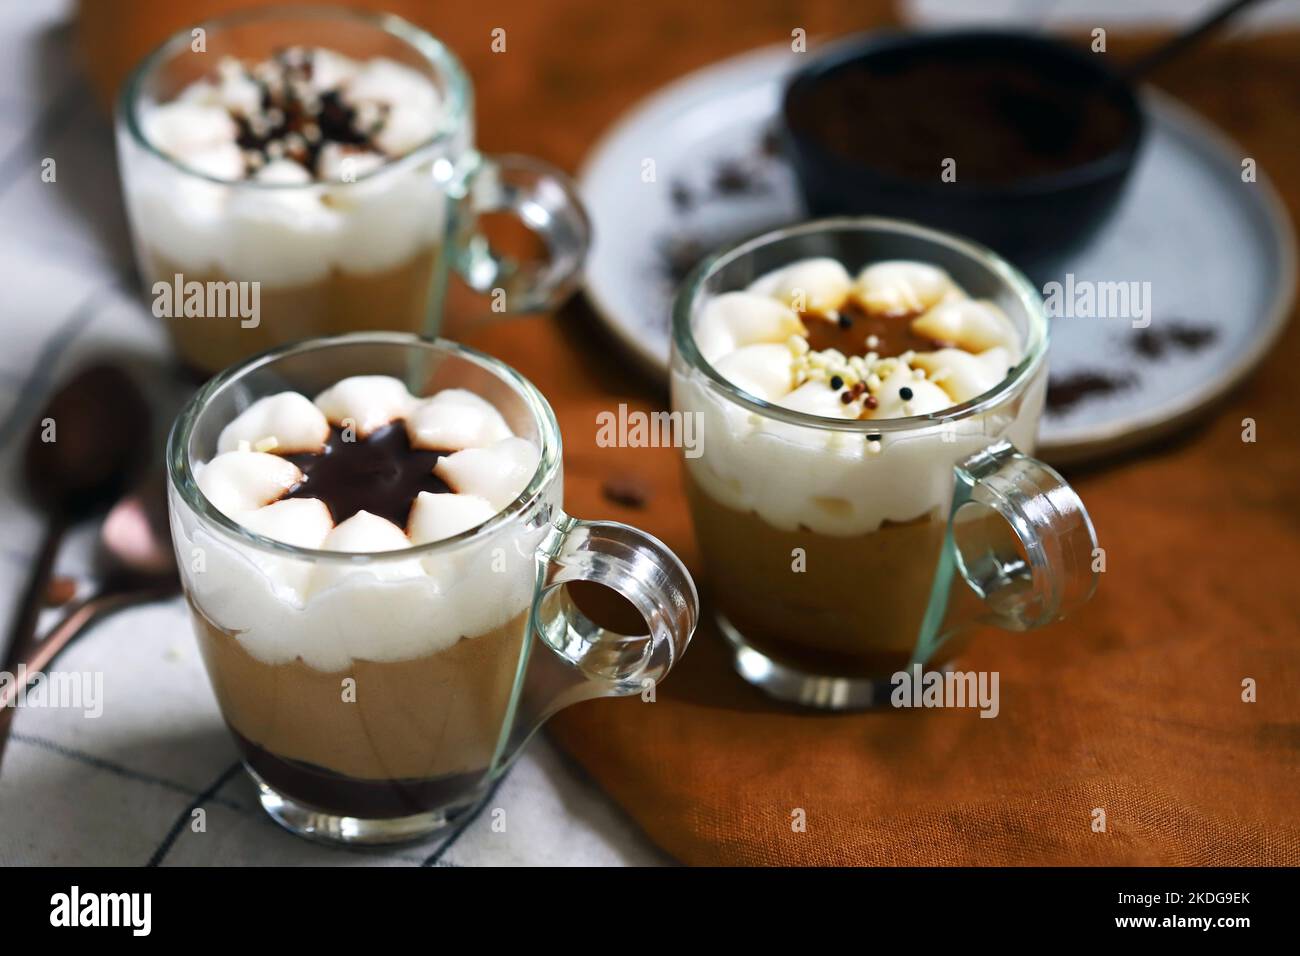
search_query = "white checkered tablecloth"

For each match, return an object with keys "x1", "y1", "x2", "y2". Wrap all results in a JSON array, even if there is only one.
[{"x1": 0, "y1": 2, "x2": 665, "y2": 867}]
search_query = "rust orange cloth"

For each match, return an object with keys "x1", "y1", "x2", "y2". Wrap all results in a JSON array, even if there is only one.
[{"x1": 79, "y1": 1, "x2": 1300, "y2": 865}]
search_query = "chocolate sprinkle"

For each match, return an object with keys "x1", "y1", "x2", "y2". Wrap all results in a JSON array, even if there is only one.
[
  {"x1": 601, "y1": 474, "x2": 651, "y2": 509},
  {"x1": 712, "y1": 160, "x2": 765, "y2": 196},
  {"x1": 658, "y1": 235, "x2": 710, "y2": 284},
  {"x1": 224, "y1": 48, "x2": 387, "y2": 178},
  {"x1": 1046, "y1": 371, "x2": 1136, "y2": 414},
  {"x1": 669, "y1": 181, "x2": 694, "y2": 213},
  {"x1": 1131, "y1": 322, "x2": 1217, "y2": 361}
]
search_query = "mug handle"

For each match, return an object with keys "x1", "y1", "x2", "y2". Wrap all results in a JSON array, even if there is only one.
[
  {"x1": 915, "y1": 440, "x2": 1099, "y2": 661},
  {"x1": 493, "y1": 511, "x2": 698, "y2": 770},
  {"x1": 452, "y1": 152, "x2": 591, "y2": 312}
]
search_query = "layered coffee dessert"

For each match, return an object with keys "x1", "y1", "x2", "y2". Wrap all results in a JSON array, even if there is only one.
[
  {"x1": 122, "y1": 48, "x2": 453, "y2": 372},
  {"x1": 183, "y1": 375, "x2": 543, "y2": 817},
  {"x1": 676, "y1": 258, "x2": 1043, "y2": 676}
]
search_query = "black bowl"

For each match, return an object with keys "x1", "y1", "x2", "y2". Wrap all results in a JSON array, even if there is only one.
[{"x1": 781, "y1": 30, "x2": 1146, "y2": 272}]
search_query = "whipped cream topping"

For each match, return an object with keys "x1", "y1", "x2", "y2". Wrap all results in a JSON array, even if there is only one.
[
  {"x1": 177, "y1": 375, "x2": 547, "y2": 669},
  {"x1": 674, "y1": 257, "x2": 1043, "y2": 536},
  {"x1": 143, "y1": 49, "x2": 443, "y2": 183},
  {"x1": 696, "y1": 258, "x2": 1022, "y2": 421},
  {"x1": 198, "y1": 375, "x2": 538, "y2": 549},
  {"x1": 123, "y1": 48, "x2": 455, "y2": 286}
]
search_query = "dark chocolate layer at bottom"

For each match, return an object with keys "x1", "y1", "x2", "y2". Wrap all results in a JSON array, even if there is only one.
[{"x1": 233, "y1": 729, "x2": 487, "y2": 819}]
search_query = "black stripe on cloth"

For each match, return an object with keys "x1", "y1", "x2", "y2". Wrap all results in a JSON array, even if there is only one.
[
  {"x1": 421, "y1": 771, "x2": 510, "y2": 867},
  {"x1": 146, "y1": 761, "x2": 243, "y2": 867},
  {"x1": 10, "y1": 731, "x2": 246, "y2": 811}
]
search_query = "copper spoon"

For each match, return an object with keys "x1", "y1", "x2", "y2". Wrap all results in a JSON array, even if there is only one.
[
  {"x1": 2, "y1": 365, "x2": 151, "y2": 669},
  {"x1": 0, "y1": 474, "x2": 177, "y2": 762}
]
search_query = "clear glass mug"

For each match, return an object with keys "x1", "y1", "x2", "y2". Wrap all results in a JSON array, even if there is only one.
[
  {"x1": 167, "y1": 333, "x2": 697, "y2": 844},
  {"x1": 117, "y1": 6, "x2": 589, "y2": 375},
  {"x1": 670, "y1": 217, "x2": 1098, "y2": 710}
]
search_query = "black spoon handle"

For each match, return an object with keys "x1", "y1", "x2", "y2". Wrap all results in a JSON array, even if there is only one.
[{"x1": 1121, "y1": 0, "x2": 1271, "y2": 80}]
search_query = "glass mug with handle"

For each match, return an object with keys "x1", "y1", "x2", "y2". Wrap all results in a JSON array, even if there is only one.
[
  {"x1": 118, "y1": 5, "x2": 589, "y2": 374},
  {"x1": 167, "y1": 333, "x2": 697, "y2": 843},
  {"x1": 670, "y1": 217, "x2": 1097, "y2": 709}
]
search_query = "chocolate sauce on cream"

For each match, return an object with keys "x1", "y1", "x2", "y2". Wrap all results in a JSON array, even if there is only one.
[
  {"x1": 283, "y1": 424, "x2": 449, "y2": 528},
  {"x1": 803, "y1": 301, "x2": 944, "y2": 359},
  {"x1": 230, "y1": 49, "x2": 387, "y2": 178}
]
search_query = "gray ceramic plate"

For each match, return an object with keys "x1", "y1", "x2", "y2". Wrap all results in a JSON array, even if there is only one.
[{"x1": 578, "y1": 45, "x2": 1296, "y2": 464}]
